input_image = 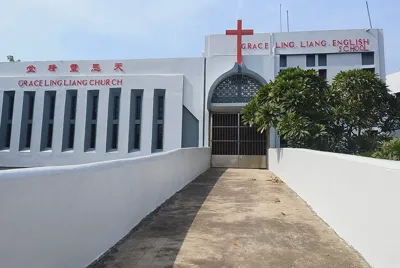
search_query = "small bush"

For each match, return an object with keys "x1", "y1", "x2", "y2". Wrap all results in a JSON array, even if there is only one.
[{"x1": 372, "y1": 138, "x2": 400, "y2": 161}]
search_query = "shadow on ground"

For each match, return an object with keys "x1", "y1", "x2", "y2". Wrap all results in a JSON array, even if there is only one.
[{"x1": 87, "y1": 168, "x2": 226, "y2": 268}]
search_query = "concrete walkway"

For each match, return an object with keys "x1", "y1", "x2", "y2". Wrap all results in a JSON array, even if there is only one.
[{"x1": 90, "y1": 168, "x2": 369, "y2": 268}]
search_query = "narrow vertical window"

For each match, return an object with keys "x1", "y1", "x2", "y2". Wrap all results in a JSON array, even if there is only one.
[
  {"x1": 362, "y1": 52, "x2": 374, "y2": 65},
  {"x1": 306, "y1": 54, "x2": 316, "y2": 67},
  {"x1": 84, "y1": 90, "x2": 99, "y2": 151},
  {"x1": 62, "y1": 90, "x2": 78, "y2": 151},
  {"x1": 19, "y1": 92, "x2": 35, "y2": 150},
  {"x1": 128, "y1": 89, "x2": 143, "y2": 151},
  {"x1": 280, "y1": 55, "x2": 287, "y2": 68},
  {"x1": 152, "y1": 89, "x2": 165, "y2": 152},
  {"x1": 157, "y1": 124, "x2": 163, "y2": 150},
  {"x1": 0, "y1": 91, "x2": 15, "y2": 149},
  {"x1": 318, "y1": 54, "x2": 327, "y2": 66},
  {"x1": 318, "y1": 69, "x2": 327, "y2": 79},
  {"x1": 106, "y1": 88, "x2": 121, "y2": 152},
  {"x1": 40, "y1": 91, "x2": 56, "y2": 150}
]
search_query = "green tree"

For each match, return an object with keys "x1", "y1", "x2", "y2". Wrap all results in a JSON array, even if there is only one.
[
  {"x1": 372, "y1": 138, "x2": 400, "y2": 161},
  {"x1": 242, "y1": 67, "x2": 335, "y2": 151},
  {"x1": 242, "y1": 68, "x2": 400, "y2": 154},
  {"x1": 331, "y1": 69, "x2": 399, "y2": 154},
  {"x1": 7, "y1": 55, "x2": 20, "y2": 62}
]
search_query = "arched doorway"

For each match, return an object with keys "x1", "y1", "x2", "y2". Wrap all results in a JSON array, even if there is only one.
[{"x1": 208, "y1": 64, "x2": 269, "y2": 168}]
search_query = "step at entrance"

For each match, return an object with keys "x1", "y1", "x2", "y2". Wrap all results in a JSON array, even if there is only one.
[{"x1": 211, "y1": 113, "x2": 268, "y2": 168}]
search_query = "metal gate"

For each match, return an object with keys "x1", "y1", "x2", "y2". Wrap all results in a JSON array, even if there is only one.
[{"x1": 211, "y1": 113, "x2": 268, "y2": 168}]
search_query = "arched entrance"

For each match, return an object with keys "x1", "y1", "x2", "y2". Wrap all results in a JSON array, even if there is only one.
[{"x1": 208, "y1": 63, "x2": 269, "y2": 168}]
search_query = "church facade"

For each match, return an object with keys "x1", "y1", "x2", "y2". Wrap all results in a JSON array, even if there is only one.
[{"x1": 0, "y1": 21, "x2": 385, "y2": 168}]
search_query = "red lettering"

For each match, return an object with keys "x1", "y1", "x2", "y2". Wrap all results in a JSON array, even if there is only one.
[
  {"x1": 39, "y1": 80, "x2": 43, "y2": 87},
  {"x1": 364, "y1": 39, "x2": 370, "y2": 45},
  {"x1": 57, "y1": 80, "x2": 62, "y2": 86},
  {"x1": 70, "y1": 64, "x2": 79, "y2": 72},
  {"x1": 18, "y1": 80, "x2": 24, "y2": 87},
  {"x1": 265, "y1": 42, "x2": 268, "y2": 49},
  {"x1": 247, "y1": 43, "x2": 252, "y2": 49},
  {"x1": 64, "y1": 80, "x2": 68, "y2": 86},
  {"x1": 71, "y1": 80, "x2": 77, "y2": 86},
  {"x1": 301, "y1": 41, "x2": 306, "y2": 48},
  {"x1": 28, "y1": 81, "x2": 34, "y2": 87},
  {"x1": 90, "y1": 80, "x2": 95, "y2": 86},
  {"x1": 26, "y1": 65, "x2": 36, "y2": 73},
  {"x1": 275, "y1": 42, "x2": 281, "y2": 49},
  {"x1": 105, "y1": 79, "x2": 110, "y2": 86},
  {"x1": 114, "y1": 63, "x2": 123, "y2": 71},
  {"x1": 44, "y1": 80, "x2": 49, "y2": 86},
  {"x1": 48, "y1": 64, "x2": 57, "y2": 72},
  {"x1": 241, "y1": 43, "x2": 246, "y2": 49},
  {"x1": 321, "y1": 40, "x2": 327, "y2": 46},
  {"x1": 82, "y1": 80, "x2": 88, "y2": 86},
  {"x1": 112, "y1": 79, "x2": 123, "y2": 86},
  {"x1": 91, "y1": 64, "x2": 101, "y2": 72}
]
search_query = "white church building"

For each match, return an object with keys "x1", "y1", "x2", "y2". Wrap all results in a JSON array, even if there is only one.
[{"x1": 0, "y1": 21, "x2": 385, "y2": 168}]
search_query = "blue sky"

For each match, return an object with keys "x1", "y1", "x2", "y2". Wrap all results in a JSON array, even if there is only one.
[{"x1": 1, "y1": 0, "x2": 399, "y2": 74}]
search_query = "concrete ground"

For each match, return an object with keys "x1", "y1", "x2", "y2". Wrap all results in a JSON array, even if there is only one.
[{"x1": 90, "y1": 168, "x2": 369, "y2": 268}]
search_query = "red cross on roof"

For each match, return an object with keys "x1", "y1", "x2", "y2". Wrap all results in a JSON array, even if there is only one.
[{"x1": 226, "y1": 20, "x2": 254, "y2": 64}]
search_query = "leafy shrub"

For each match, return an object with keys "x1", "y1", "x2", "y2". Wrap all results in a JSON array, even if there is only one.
[{"x1": 372, "y1": 138, "x2": 400, "y2": 161}]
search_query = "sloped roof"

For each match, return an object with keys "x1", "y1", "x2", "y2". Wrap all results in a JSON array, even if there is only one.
[{"x1": 387, "y1": 72, "x2": 400, "y2": 94}]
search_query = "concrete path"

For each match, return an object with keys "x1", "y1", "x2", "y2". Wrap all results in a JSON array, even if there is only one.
[{"x1": 90, "y1": 168, "x2": 369, "y2": 268}]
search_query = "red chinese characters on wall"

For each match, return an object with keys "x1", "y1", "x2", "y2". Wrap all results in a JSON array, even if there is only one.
[
  {"x1": 91, "y1": 64, "x2": 101, "y2": 72},
  {"x1": 26, "y1": 63, "x2": 126, "y2": 73},
  {"x1": 114, "y1": 63, "x2": 123, "y2": 71},
  {"x1": 48, "y1": 64, "x2": 57, "y2": 72},
  {"x1": 26, "y1": 65, "x2": 36, "y2": 73},
  {"x1": 70, "y1": 64, "x2": 79, "y2": 72}
]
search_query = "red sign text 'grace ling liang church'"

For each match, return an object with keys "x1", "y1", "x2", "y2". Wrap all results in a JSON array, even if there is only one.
[{"x1": 0, "y1": 20, "x2": 385, "y2": 168}]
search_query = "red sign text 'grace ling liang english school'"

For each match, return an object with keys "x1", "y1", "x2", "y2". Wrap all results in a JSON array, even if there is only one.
[{"x1": 242, "y1": 39, "x2": 370, "y2": 52}]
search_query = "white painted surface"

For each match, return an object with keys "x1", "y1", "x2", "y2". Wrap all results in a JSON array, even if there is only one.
[
  {"x1": 269, "y1": 148, "x2": 400, "y2": 268},
  {"x1": 0, "y1": 75, "x2": 185, "y2": 167},
  {"x1": 0, "y1": 28, "x2": 387, "y2": 166},
  {"x1": 0, "y1": 147, "x2": 211, "y2": 268},
  {"x1": 387, "y1": 72, "x2": 400, "y2": 94}
]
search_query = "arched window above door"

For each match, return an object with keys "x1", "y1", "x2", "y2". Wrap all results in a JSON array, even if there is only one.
[{"x1": 211, "y1": 74, "x2": 263, "y2": 104}]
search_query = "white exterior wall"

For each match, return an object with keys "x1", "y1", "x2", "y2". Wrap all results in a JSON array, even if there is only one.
[
  {"x1": 0, "y1": 58, "x2": 205, "y2": 167},
  {"x1": 0, "y1": 147, "x2": 211, "y2": 268},
  {"x1": 0, "y1": 74, "x2": 184, "y2": 167},
  {"x1": 269, "y1": 148, "x2": 400, "y2": 268},
  {"x1": 204, "y1": 29, "x2": 385, "y2": 148},
  {"x1": 0, "y1": 28, "x2": 386, "y2": 166}
]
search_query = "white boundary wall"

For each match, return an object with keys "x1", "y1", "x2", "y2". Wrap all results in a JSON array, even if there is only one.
[
  {"x1": 0, "y1": 147, "x2": 211, "y2": 268},
  {"x1": 269, "y1": 148, "x2": 400, "y2": 268}
]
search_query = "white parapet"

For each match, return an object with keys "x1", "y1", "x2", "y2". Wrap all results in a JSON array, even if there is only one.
[
  {"x1": 0, "y1": 147, "x2": 211, "y2": 268},
  {"x1": 269, "y1": 148, "x2": 400, "y2": 268}
]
